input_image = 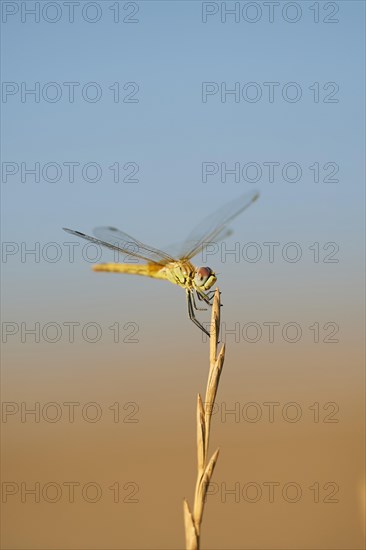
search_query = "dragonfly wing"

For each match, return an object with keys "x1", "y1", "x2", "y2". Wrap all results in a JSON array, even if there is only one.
[
  {"x1": 162, "y1": 227, "x2": 233, "y2": 260},
  {"x1": 177, "y1": 190, "x2": 259, "y2": 260},
  {"x1": 63, "y1": 227, "x2": 171, "y2": 265},
  {"x1": 63, "y1": 190, "x2": 258, "y2": 265},
  {"x1": 93, "y1": 226, "x2": 176, "y2": 265}
]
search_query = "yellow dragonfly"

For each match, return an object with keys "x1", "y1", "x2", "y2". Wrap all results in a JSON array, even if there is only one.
[{"x1": 63, "y1": 190, "x2": 259, "y2": 336}]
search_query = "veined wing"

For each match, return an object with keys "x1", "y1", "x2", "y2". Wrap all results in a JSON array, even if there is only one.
[
  {"x1": 63, "y1": 227, "x2": 175, "y2": 266},
  {"x1": 175, "y1": 190, "x2": 259, "y2": 261},
  {"x1": 162, "y1": 227, "x2": 233, "y2": 260}
]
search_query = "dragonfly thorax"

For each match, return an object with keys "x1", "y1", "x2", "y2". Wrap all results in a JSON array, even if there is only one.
[
  {"x1": 160, "y1": 261, "x2": 195, "y2": 288},
  {"x1": 160, "y1": 261, "x2": 216, "y2": 291}
]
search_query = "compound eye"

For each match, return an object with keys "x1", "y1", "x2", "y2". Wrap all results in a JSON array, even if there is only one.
[{"x1": 194, "y1": 267, "x2": 212, "y2": 287}]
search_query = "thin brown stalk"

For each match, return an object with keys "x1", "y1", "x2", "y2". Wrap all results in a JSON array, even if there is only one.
[{"x1": 183, "y1": 289, "x2": 226, "y2": 550}]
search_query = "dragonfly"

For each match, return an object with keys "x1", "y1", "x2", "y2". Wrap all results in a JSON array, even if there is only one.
[{"x1": 63, "y1": 190, "x2": 259, "y2": 337}]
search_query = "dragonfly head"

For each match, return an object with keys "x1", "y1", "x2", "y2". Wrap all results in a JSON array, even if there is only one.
[{"x1": 194, "y1": 266, "x2": 217, "y2": 291}]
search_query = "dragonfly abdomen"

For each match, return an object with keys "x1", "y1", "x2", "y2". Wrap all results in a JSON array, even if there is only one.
[{"x1": 92, "y1": 263, "x2": 167, "y2": 279}]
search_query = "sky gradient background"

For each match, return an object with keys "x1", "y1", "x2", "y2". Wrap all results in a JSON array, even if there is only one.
[{"x1": 1, "y1": 1, "x2": 365, "y2": 548}]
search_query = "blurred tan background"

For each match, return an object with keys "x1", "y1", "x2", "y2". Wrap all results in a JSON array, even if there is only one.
[{"x1": 2, "y1": 260, "x2": 365, "y2": 548}]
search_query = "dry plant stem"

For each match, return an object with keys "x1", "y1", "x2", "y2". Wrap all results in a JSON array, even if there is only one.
[{"x1": 183, "y1": 289, "x2": 226, "y2": 550}]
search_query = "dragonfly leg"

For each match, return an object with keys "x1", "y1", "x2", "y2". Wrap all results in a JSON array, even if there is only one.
[
  {"x1": 206, "y1": 290, "x2": 217, "y2": 300},
  {"x1": 196, "y1": 289, "x2": 214, "y2": 306},
  {"x1": 197, "y1": 289, "x2": 222, "y2": 307},
  {"x1": 187, "y1": 291, "x2": 210, "y2": 337},
  {"x1": 191, "y1": 291, "x2": 207, "y2": 311}
]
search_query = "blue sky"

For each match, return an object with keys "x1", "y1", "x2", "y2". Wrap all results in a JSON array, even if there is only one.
[{"x1": 2, "y1": 0, "x2": 365, "y2": 325}]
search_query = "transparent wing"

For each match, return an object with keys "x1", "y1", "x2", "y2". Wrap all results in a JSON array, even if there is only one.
[
  {"x1": 63, "y1": 227, "x2": 175, "y2": 265},
  {"x1": 93, "y1": 226, "x2": 176, "y2": 264},
  {"x1": 175, "y1": 190, "x2": 259, "y2": 260},
  {"x1": 162, "y1": 227, "x2": 233, "y2": 260},
  {"x1": 63, "y1": 190, "x2": 258, "y2": 265}
]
